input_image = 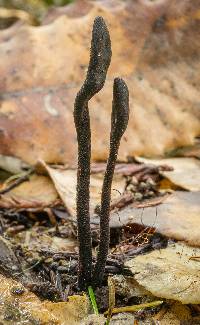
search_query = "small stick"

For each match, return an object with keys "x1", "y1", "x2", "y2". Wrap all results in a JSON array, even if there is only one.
[
  {"x1": 74, "y1": 16, "x2": 111, "y2": 290},
  {"x1": 0, "y1": 169, "x2": 33, "y2": 195},
  {"x1": 92, "y1": 78, "x2": 129, "y2": 287},
  {"x1": 104, "y1": 300, "x2": 163, "y2": 315}
]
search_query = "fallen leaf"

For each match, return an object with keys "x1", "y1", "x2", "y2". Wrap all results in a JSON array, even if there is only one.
[
  {"x1": 44, "y1": 295, "x2": 89, "y2": 325},
  {"x1": 0, "y1": 0, "x2": 200, "y2": 165},
  {"x1": 112, "y1": 275, "x2": 152, "y2": 299},
  {"x1": 137, "y1": 157, "x2": 200, "y2": 192},
  {"x1": 110, "y1": 191, "x2": 200, "y2": 246},
  {"x1": 153, "y1": 302, "x2": 191, "y2": 325},
  {"x1": 40, "y1": 161, "x2": 126, "y2": 216},
  {"x1": 126, "y1": 242, "x2": 200, "y2": 304},
  {"x1": 91, "y1": 162, "x2": 172, "y2": 177},
  {"x1": 171, "y1": 140, "x2": 200, "y2": 159},
  {"x1": 0, "y1": 174, "x2": 58, "y2": 209}
]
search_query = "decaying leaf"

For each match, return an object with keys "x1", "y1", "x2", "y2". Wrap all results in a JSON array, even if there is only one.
[
  {"x1": 112, "y1": 275, "x2": 152, "y2": 299},
  {"x1": 110, "y1": 191, "x2": 200, "y2": 247},
  {"x1": 0, "y1": 158, "x2": 167, "y2": 215},
  {"x1": 40, "y1": 161, "x2": 126, "y2": 216},
  {"x1": 126, "y1": 242, "x2": 200, "y2": 304},
  {"x1": 0, "y1": 0, "x2": 200, "y2": 165},
  {"x1": 152, "y1": 302, "x2": 192, "y2": 325},
  {"x1": 44, "y1": 295, "x2": 89, "y2": 325},
  {"x1": 172, "y1": 140, "x2": 200, "y2": 159},
  {"x1": 0, "y1": 272, "x2": 89, "y2": 324},
  {"x1": 137, "y1": 157, "x2": 200, "y2": 192},
  {"x1": 0, "y1": 174, "x2": 58, "y2": 209}
]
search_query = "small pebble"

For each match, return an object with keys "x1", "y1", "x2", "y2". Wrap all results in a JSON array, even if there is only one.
[
  {"x1": 11, "y1": 265, "x2": 19, "y2": 271},
  {"x1": 138, "y1": 182, "x2": 148, "y2": 191},
  {"x1": 148, "y1": 191, "x2": 156, "y2": 197},
  {"x1": 130, "y1": 184, "x2": 137, "y2": 192},
  {"x1": 146, "y1": 177, "x2": 156, "y2": 188},
  {"x1": 134, "y1": 192, "x2": 143, "y2": 201}
]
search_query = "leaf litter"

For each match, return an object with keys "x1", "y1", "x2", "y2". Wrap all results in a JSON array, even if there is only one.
[
  {"x1": 0, "y1": 0, "x2": 200, "y2": 323},
  {"x1": 0, "y1": 159, "x2": 199, "y2": 322},
  {"x1": 137, "y1": 157, "x2": 200, "y2": 192},
  {"x1": 110, "y1": 191, "x2": 200, "y2": 247},
  {"x1": 126, "y1": 242, "x2": 200, "y2": 304}
]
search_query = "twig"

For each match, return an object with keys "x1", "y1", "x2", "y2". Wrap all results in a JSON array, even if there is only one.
[
  {"x1": 104, "y1": 300, "x2": 163, "y2": 315},
  {"x1": 0, "y1": 169, "x2": 33, "y2": 195},
  {"x1": 92, "y1": 78, "x2": 129, "y2": 287},
  {"x1": 106, "y1": 277, "x2": 116, "y2": 324},
  {"x1": 74, "y1": 16, "x2": 111, "y2": 290}
]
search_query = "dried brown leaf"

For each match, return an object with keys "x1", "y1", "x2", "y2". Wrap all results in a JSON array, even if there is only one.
[
  {"x1": 137, "y1": 157, "x2": 200, "y2": 192},
  {"x1": 126, "y1": 242, "x2": 200, "y2": 304},
  {"x1": 0, "y1": 174, "x2": 58, "y2": 209},
  {"x1": 0, "y1": 0, "x2": 199, "y2": 164},
  {"x1": 110, "y1": 191, "x2": 200, "y2": 246}
]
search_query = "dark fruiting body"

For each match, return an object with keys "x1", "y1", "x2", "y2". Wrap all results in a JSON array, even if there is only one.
[
  {"x1": 92, "y1": 78, "x2": 129, "y2": 287},
  {"x1": 74, "y1": 16, "x2": 111, "y2": 290},
  {"x1": 74, "y1": 15, "x2": 129, "y2": 290}
]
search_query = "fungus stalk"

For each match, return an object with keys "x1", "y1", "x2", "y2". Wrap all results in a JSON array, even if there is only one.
[
  {"x1": 92, "y1": 78, "x2": 129, "y2": 287},
  {"x1": 74, "y1": 15, "x2": 129, "y2": 290},
  {"x1": 74, "y1": 16, "x2": 111, "y2": 290}
]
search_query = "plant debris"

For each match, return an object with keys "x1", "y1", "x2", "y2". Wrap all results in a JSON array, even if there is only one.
[
  {"x1": 109, "y1": 191, "x2": 200, "y2": 247},
  {"x1": 137, "y1": 157, "x2": 200, "y2": 192},
  {"x1": 126, "y1": 242, "x2": 200, "y2": 304},
  {"x1": 0, "y1": 1, "x2": 199, "y2": 323}
]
